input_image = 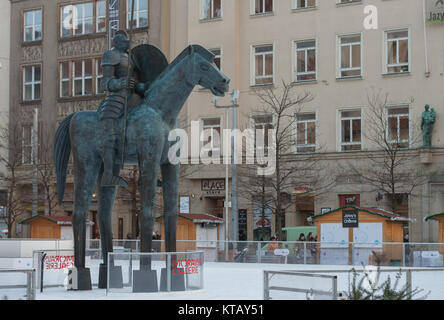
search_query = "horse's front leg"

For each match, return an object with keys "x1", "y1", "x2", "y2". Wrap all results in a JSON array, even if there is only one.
[
  {"x1": 138, "y1": 148, "x2": 162, "y2": 270},
  {"x1": 161, "y1": 162, "x2": 179, "y2": 253}
]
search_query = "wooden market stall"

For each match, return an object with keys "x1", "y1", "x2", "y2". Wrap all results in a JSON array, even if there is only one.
[
  {"x1": 308, "y1": 206, "x2": 412, "y2": 265},
  {"x1": 19, "y1": 215, "x2": 93, "y2": 240},
  {"x1": 425, "y1": 213, "x2": 444, "y2": 254},
  {"x1": 156, "y1": 213, "x2": 224, "y2": 258}
]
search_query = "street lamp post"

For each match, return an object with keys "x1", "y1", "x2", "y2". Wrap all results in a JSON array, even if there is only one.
[{"x1": 213, "y1": 90, "x2": 239, "y2": 262}]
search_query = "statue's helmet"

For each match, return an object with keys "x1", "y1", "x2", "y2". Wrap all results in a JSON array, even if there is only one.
[
  {"x1": 112, "y1": 30, "x2": 130, "y2": 51},
  {"x1": 425, "y1": 104, "x2": 430, "y2": 111}
]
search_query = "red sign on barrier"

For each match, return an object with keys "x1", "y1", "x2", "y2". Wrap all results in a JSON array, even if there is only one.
[
  {"x1": 172, "y1": 258, "x2": 202, "y2": 275},
  {"x1": 44, "y1": 255, "x2": 75, "y2": 270}
]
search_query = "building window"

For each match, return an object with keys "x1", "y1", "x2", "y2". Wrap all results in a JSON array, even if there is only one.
[
  {"x1": 22, "y1": 126, "x2": 32, "y2": 165},
  {"x1": 23, "y1": 65, "x2": 41, "y2": 101},
  {"x1": 24, "y1": 9, "x2": 42, "y2": 42},
  {"x1": 295, "y1": 0, "x2": 316, "y2": 9},
  {"x1": 253, "y1": 45, "x2": 273, "y2": 85},
  {"x1": 340, "y1": 110, "x2": 361, "y2": 151},
  {"x1": 59, "y1": 58, "x2": 103, "y2": 98},
  {"x1": 253, "y1": 114, "x2": 273, "y2": 155},
  {"x1": 96, "y1": 0, "x2": 106, "y2": 33},
  {"x1": 296, "y1": 113, "x2": 316, "y2": 153},
  {"x1": 387, "y1": 106, "x2": 409, "y2": 148},
  {"x1": 96, "y1": 59, "x2": 104, "y2": 94},
  {"x1": 295, "y1": 40, "x2": 316, "y2": 82},
  {"x1": 385, "y1": 29, "x2": 409, "y2": 74},
  {"x1": 254, "y1": 0, "x2": 273, "y2": 14},
  {"x1": 338, "y1": 0, "x2": 361, "y2": 4},
  {"x1": 202, "y1": 0, "x2": 221, "y2": 20},
  {"x1": 127, "y1": 0, "x2": 148, "y2": 29},
  {"x1": 202, "y1": 118, "x2": 221, "y2": 157},
  {"x1": 61, "y1": 1, "x2": 106, "y2": 37},
  {"x1": 339, "y1": 34, "x2": 361, "y2": 78},
  {"x1": 209, "y1": 48, "x2": 221, "y2": 70}
]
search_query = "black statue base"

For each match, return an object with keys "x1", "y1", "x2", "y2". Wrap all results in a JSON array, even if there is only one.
[
  {"x1": 98, "y1": 264, "x2": 123, "y2": 289},
  {"x1": 67, "y1": 267, "x2": 92, "y2": 291},
  {"x1": 132, "y1": 270, "x2": 158, "y2": 293},
  {"x1": 160, "y1": 268, "x2": 186, "y2": 292}
]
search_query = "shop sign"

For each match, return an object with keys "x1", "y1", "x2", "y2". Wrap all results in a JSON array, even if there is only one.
[
  {"x1": 201, "y1": 179, "x2": 225, "y2": 195},
  {"x1": 343, "y1": 209, "x2": 359, "y2": 228}
]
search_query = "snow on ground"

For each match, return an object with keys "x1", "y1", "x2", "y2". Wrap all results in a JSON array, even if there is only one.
[{"x1": 1, "y1": 262, "x2": 444, "y2": 300}]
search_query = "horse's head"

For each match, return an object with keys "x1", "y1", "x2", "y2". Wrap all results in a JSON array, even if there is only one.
[{"x1": 189, "y1": 45, "x2": 230, "y2": 97}]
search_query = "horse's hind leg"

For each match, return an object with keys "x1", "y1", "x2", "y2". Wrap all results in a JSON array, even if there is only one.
[
  {"x1": 72, "y1": 158, "x2": 100, "y2": 282},
  {"x1": 161, "y1": 162, "x2": 179, "y2": 253}
]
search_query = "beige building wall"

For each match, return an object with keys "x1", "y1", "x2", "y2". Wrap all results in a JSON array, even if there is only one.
[{"x1": 169, "y1": 0, "x2": 444, "y2": 242}]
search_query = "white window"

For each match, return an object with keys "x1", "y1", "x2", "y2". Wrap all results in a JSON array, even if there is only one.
[
  {"x1": 253, "y1": 114, "x2": 273, "y2": 155},
  {"x1": 61, "y1": 3, "x2": 94, "y2": 37},
  {"x1": 339, "y1": 34, "x2": 361, "y2": 78},
  {"x1": 295, "y1": 0, "x2": 316, "y2": 9},
  {"x1": 340, "y1": 110, "x2": 362, "y2": 151},
  {"x1": 209, "y1": 48, "x2": 221, "y2": 70},
  {"x1": 202, "y1": 118, "x2": 221, "y2": 156},
  {"x1": 252, "y1": 0, "x2": 273, "y2": 14},
  {"x1": 296, "y1": 113, "x2": 316, "y2": 153},
  {"x1": 385, "y1": 29, "x2": 409, "y2": 74},
  {"x1": 22, "y1": 126, "x2": 32, "y2": 165},
  {"x1": 60, "y1": 62, "x2": 70, "y2": 98},
  {"x1": 96, "y1": 0, "x2": 106, "y2": 33},
  {"x1": 338, "y1": 0, "x2": 361, "y2": 4},
  {"x1": 127, "y1": 0, "x2": 148, "y2": 29},
  {"x1": 24, "y1": 9, "x2": 42, "y2": 42},
  {"x1": 202, "y1": 0, "x2": 221, "y2": 20},
  {"x1": 253, "y1": 45, "x2": 273, "y2": 85},
  {"x1": 73, "y1": 60, "x2": 93, "y2": 96},
  {"x1": 96, "y1": 58, "x2": 104, "y2": 94},
  {"x1": 295, "y1": 40, "x2": 316, "y2": 82},
  {"x1": 23, "y1": 65, "x2": 41, "y2": 101},
  {"x1": 387, "y1": 106, "x2": 409, "y2": 148}
]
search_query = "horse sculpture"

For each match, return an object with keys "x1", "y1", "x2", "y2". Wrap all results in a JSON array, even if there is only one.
[{"x1": 54, "y1": 44, "x2": 230, "y2": 290}]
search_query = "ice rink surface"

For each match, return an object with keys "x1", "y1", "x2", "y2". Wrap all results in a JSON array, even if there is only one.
[{"x1": 1, "y1": 262, "x2": 444, "y2": 300}]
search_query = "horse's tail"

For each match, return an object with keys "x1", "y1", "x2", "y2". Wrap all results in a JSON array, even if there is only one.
[{"x1": 54, "y1": 113, "x2": 75, "y2": 204}]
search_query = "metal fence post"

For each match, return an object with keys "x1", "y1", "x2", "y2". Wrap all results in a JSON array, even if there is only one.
[
  {"x1": 402, "y1": 243, "x2": 406, "y2": 267},
  {"x1": 332, "y1": 276, "x2": 338, "y2": 300},
  {"x1": 26, "y1": 272, "x2": 32, "y2": 300},
  {"x1": 304, "y1": 242, "x2": 307, "y2": 265},
  {"x1": 106, "y1": 253, "x2": 110, "y2": 295},
  {"x1": 263, "y1": 271, "x2": 269, "y2": 300},
  {"x1": 257, "y1": 242, "x2": 261, "y2": 264},
  {"x1": 406, "y1": 269, "x2": 412, "y2": 297},
  {"x1": 167, "y1": 253, "x2": 172, "y2": 292}
]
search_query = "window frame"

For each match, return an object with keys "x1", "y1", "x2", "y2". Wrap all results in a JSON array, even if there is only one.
[
  {"x1": 201, "y1": 0, "x2": 222, "y2": 20},
  {"x1": 251, "y1": 113, "x2": 274, "y2": 155},
  {"x1": 295, "y1": 112, "x2": 317, "y2": 153},
  {"x1": 293, "y1": 0, "x2": 316, "y2": 10},
  {"x1": 59, "y1": 0, "x2": 107, "y2": 39},
  {"x1": 126, "y1": 0, "x2": 149, "y2": 29},
  {"x1": 293, "y1": 38, "x2": 317, "y2": 83},
  {"x1": 201, "y1": 117, "x2": 222, "y2": 156},
  {"x1": 251, "y1": 0, "x2": 274, "y2": 15},
  {"x1": 22, "y1": 64, "x2": 42, "y2": 102},
  {"x1": 23, "y1": 8, "x2": 43, "y2": 43},
  {"x1": 208, "y1": 47, "x2": 222, "y2": 70},
  {"x1": 384, "y1": 27, "x2": 410, "y2": 75},
  {"x1": 337, "y1": 33, "x2": 363, "y2": 79},
  {"x1": 386, "y1": 105, "x2": 410, "y2": 149},
  {"x1": 339, "y1": 109, "x2": 362, "y2": 152},
  {"x1": 251, "y1": 43, "x2": 274, "y2": 86}
]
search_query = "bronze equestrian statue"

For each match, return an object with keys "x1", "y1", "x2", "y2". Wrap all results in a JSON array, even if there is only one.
[{"x1": 54, "y1": 42, "x2": 230, "y2": 290}]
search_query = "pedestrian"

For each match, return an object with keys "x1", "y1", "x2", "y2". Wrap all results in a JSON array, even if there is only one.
[
  {"x1": 307, "y1": 232, "x2": 317, "y2": 264},
  {"x1": 403, "y1": 233, "x2": 411, "y2": 265},
  {"x1": 267, "y1": 236, "x2": 278, "y2": 255}
]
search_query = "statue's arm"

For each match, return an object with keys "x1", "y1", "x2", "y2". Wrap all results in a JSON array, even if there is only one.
[{"x1": 101, "y1": 65, "x2": 122, "y2": 92}]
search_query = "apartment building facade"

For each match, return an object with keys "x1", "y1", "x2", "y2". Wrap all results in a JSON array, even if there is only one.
[
  {"x1": 8, "y1": 0, "x2": 168, "y2": 238},
  {"x1": 167, "y1": 0, "x2": 444, "y2": 242}
]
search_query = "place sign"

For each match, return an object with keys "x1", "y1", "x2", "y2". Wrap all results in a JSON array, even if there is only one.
[
  {"x1": 426, "y1": 0, "x2": 444, "y2": 24},
  {"x1": 201, "y1": 179, "x2": 225, "y2": 195},
  {"x1": 343, "y1": 209, "x2": 359, "y2": 228}
]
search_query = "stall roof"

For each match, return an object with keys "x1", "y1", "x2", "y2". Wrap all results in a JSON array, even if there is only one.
[
  {"x1": 308, "y1": 205, "x2": 414, "y2": 222},
  {"x1": 425, "y1": 213, "x2": 444, "y2": 222},
  {"x1": 156, "y1": 213, "x2": 224, "y2": 224},
  {"x1": 19, "y1": 215, "x2": 93, "y2": 225}
]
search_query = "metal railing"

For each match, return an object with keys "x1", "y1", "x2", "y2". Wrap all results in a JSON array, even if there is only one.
[
  {"x1": 0, "y1": 269, "x2": 37, "y2": 300},
  {"x1": 264, "y1": 270, "x2": 338, "y2": 300}
]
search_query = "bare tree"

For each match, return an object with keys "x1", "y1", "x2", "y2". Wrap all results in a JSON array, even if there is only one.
[
  {"x1": 343, "y1": 89, "x2": 427, "y2": 214},
  {"x1": 0, "y1": 110, "x2": 32, "y2": 237},
  {"x1": 238, "y1": 80, "x2": 334, "y2": 240}
]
